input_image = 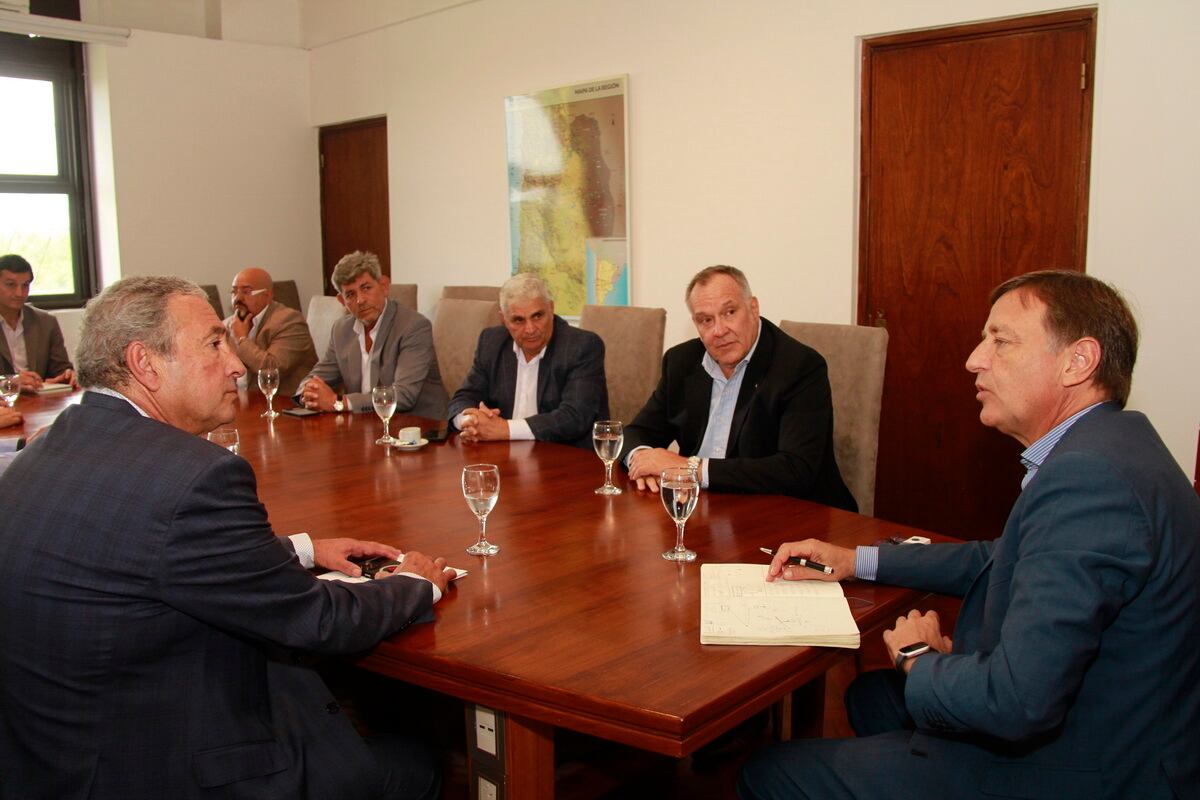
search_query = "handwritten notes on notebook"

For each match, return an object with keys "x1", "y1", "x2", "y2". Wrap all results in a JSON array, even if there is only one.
[{"x1": 700, "y1": 564, "x2": 860, "y2": 649}]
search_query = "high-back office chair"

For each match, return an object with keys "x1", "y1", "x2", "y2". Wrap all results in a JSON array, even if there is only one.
[
  {"x1": 434, "y1": 298, "x2": 501, "y2": 397},
  {"x1": 306, "y1": 296, "x2": 347, "y2": 358},
  {"x1": 390, "y1": 283, "x2": 418, "y2": 310},
  {"x1": 272, "y1": 280, "x2": 302, "y2": 312},
  {"x1": 579, "y1": 304, "x2": 667, "y2": 425},
  {"x1": 442, "y1": 285, "x2": 501, "y2": 302},
  {"x1": 199, "y1": 285, "x2": 225, "y2": 319},
  {"x1": 779, "y1": 320, "x2": 889, "y2": 517},
  {"x1": 49, "y1": 308, "x2": 86, "y2": 363}
]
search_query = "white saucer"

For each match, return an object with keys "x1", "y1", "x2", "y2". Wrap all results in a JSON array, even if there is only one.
[{"x1": 392, "y1": 438, "x2": 429, "y2": 451}]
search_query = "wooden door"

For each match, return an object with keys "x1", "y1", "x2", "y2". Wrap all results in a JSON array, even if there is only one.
[
  {"x1": 859, "y1": 10, "x2": 1096, "y2": 539},
  {"x1": 319, "y1": 117, "x2": 390, "y2": 294}
]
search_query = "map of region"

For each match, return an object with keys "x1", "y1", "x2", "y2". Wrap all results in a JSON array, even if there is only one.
[{"x1": 506, "y1": 77, "x2": 628, "y2": 315}]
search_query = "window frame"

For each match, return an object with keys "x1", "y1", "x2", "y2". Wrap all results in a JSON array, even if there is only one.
[{"x1": 0, "y1": 32, "x2": 97, "y2": 308}]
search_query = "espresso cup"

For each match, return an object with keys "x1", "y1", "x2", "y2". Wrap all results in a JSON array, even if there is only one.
[{"x1": 398, "y1": 426, "x2": 421, "y2": 446}]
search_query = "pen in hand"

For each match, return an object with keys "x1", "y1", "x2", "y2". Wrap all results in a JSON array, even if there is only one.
[{"x1": 759, "y1": 547, "x2": 834, "y2": 575}]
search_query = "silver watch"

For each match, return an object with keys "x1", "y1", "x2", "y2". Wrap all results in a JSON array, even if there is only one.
[
  {"x1": 332, "y1": 396, "x2": 345, "y2": 413},
  {"x1": 686, "y1": 455, "x2": 701, "y2": 475}
]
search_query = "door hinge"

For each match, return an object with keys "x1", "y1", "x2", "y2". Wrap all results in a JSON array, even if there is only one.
[
  {"x1": 319, "y1": 153, "x2": 325, "y2": 169},
  {"x1": 1080, "y1": 62, "x2": 1087, "y2": 91},
  {"x1": 873, "y1": 309, "x2": 888, "y2": 330}
]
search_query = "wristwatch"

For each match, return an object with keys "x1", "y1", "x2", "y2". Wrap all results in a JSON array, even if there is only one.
[
  {"x1": 332, "y1": 396, "x2": 345, "y2": 413},
  {"x1": 687, "y1": 455, "x2": 701, "y2": 475},
  {"x1": 894, "y1": 641, "x2": 932, "y2": 672}
]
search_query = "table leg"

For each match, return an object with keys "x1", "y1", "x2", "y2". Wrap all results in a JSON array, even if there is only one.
[
  {"x1": 467, "y1": 705, "x2": 555, "y2": 799},
  {"x1": 772, "y1": 674, "x2": 828, "y2": 742}
]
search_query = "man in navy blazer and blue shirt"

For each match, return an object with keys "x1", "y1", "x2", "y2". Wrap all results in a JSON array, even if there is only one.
[
  {"x1": 449, "y1": 272, "x2": 608, "y2": 449},
  {"x1": 740, "y1": 271, "x2": 1200, "y2": 800},
  {"x1": 0, "y1": 276, "x2": 454, "y2": 799}
]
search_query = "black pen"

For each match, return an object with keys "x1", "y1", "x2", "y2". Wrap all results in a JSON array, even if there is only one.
[{"x1": 759, "y1": 547, "x2": 834, "y2": 575}]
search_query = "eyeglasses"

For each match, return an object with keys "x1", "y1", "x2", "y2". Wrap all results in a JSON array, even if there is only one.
[{"x1": 230, "y1": 287, "x2": 269, "y2": 297}]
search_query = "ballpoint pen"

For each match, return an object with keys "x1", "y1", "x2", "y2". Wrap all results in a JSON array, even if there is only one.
[{"x1": 759, "y1": 546, "x2": 834, "y2": 575}]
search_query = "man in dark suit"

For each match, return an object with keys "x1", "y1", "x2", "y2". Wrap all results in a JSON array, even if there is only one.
[
  {"x1": 0, "y1": 276, "x2": 453, "y2": 799},
  {"x1": 298, "y1": 251, "x2": 448, "y2": 419},
  {"x1": 0, "y1": 253, "x2": 77, "y2": 391},
  {"x1": 619, "y1": 265, "x2": 855, "y2": 509},
  {"x1": 740, "y1": 271, "x2": 1200, "y2": 800},
  {"x1": 449, "y1": 272, "x2": 608, "y2": 449},
  {"x1": 225, "y1": 266, "x2": 318, "y2": 397}
]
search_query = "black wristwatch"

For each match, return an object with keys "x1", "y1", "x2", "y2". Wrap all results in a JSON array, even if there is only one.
[{"x1": 894, "y1": 642, "x2": 932, "y2": 672}]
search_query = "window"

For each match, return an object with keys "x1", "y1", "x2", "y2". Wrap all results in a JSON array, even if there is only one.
[{"x1": 0, "y1": 31, "x2": 95, "y2": 306}]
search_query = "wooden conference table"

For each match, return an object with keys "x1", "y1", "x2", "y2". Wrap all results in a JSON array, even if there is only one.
[{"x1": 11, "y1": 390, "x2": 937, "y2": 797}]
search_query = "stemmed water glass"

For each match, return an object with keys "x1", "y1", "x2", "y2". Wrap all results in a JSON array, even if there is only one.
[
  {"x1": 0, "y1": 374, "x2": 19, "y2": 408},
  {"x1": 258, "y1": 365, "x2": 280, "y2": 419},
  {"x1": 207, "y1": 427, "x2": 240, "y2": 454},
  {"x1": 592, "y1": 420, "x2": 623, "y2": 495},
  {"x1": 372, "y1": 385, "x2": 397, "y2": 445},
  {"x1": 462, "y1": 464, "x2": 500, "y2": 556},
  {"x1": 660, "y1": 466, "x2": 699, "y2": 562}
]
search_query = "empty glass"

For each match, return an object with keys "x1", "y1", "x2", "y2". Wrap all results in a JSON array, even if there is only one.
[
  {"x1": 592, "y1": 420, "x2": 623, "y2": 495},
  {"x1": 462, "y1": 464, "x2": 500, "y2": 556},
  {"x1": 372, "y1": 385, "x2": 397, "y2": 445},
  {"x1": 207, "y1": 427, "x2": 240, "y2": 455},
  {"x1": 660, "y1": 466, "x2": 699, "y2": 562}
]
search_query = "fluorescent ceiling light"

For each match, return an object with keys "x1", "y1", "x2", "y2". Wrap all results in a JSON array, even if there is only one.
[{"x1": 0, "y1": 11, "x2": 130, "y2": 46}]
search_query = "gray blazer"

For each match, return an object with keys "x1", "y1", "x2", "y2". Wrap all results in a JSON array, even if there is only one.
[
  {"x1": 0, "y1": 305, "x2": 72, "y2": 377},
  {"x1": 299, "y1": 299, "x2": 448, "y2": 419},
  {"x1": 448, "y1": 315, "x2": 608, "y2": 448},
  {"x1": 0, "y1": 391, "x2": 435, "y2": 798},
  {"x1": 876, "y1": 403, "x2": 1200, "y2": 798}
]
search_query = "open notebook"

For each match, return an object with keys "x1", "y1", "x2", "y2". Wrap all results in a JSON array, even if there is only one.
[{"x1": 700, "y1": 563, "x2": 859, "y2": 648}]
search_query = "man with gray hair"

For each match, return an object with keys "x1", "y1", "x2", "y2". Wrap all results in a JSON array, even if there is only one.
[
  {"x1": 298, "y1": 251, "x2": 448, "y2": 419},
  {"x1": 449, "y1": 272, "x2": 608, "y2": 448},
  {"x1": 0, "y1": 276, "x2": 451, "y2": 799},
  {"x1": 621, "y1": 265, "x2": 855, "y2": 509}
]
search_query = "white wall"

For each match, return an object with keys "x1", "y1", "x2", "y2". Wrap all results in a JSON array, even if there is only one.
[
  {"x1": 89, "y1": 29, "x2": 323, "y2": 312},
  {"x1": 306, "y1": 0, "x2": 1199, "y2": 474}
]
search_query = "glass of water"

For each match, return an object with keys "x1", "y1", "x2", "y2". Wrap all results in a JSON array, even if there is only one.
[
  {"x1": 462, "y1": 463, "x2": 500, "y2": 556},
  {"x1": 372, "y1": 385, "x2": 397, "y2": 445},
  {"x1": 258, "y1": 365, "x2": 280, "y2": 419},
  {"x1": 660, "y1": 466, "x2": 699, "y2": 562},
  {"x1": 0, "y1": 374, "x2": 19, "y2": 407},
  {"x1": 592, "y1": 420, "x2": 623, "y2": 495},
  {"x1": 207, "y1": 427, "x2": 240, "y2": 454}
]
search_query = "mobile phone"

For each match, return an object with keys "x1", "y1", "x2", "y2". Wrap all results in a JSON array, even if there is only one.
[
  {"x1": 281, "y1": 407, "x2": 319, "y2": 417},
  {"x1": 424, "y1": 426, "x2": 449, "y2": 442}
]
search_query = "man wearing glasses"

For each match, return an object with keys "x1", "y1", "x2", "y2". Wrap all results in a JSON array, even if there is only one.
[{"x1": 226, "y1": 267, "x2": 318, "y2": 397}]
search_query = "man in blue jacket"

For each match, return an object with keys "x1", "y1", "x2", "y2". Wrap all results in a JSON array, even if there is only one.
[{"x1": 740, "y1": 270, "x2": 1200, "y2": 800}]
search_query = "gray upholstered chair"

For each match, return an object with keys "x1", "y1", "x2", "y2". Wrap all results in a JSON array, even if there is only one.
[
  {"x1": 579, "y1": 304, "x2": 666, "y2": 425},
  {"x1": 433, "y1": 298, "x2": 501, "y2": 397},
  {"x1": 389, "y1": 283, "x2": 418, "y2": 310},
  {"x1": 272, "y1": 280, "x2": 302, "y2": 312},
  {"x1": 305, "y1": 295, "x2": 347, "y2": 358},
  {"x1": 199, "y1": 285, "x2": 225, "y2": 319},
  {"x1": 442, "y1": 285, "x2": 501, "y2": 302},
  {"x1": 779, "y1": 320, "x2": 889, "y2": 517}
]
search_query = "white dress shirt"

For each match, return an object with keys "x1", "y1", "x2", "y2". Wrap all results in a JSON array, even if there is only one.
[
  {"x1": 226, "y1": 306, "x2": 266, "y2": 389},
  {"x1": 350, "y1": 302, "x2": 393, "y2": 408},
  {"x1": 2, "y1": 309, "x2": 28, "y2": 372},
  {"x1": 452, "y1": 340, "x2": 547, "y2": 440}
]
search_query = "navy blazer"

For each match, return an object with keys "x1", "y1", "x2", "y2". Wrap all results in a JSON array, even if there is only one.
[
  {"x1": 620, "y1": 318, "x2": 856, "y2": 510},
  {"x1": 448, "y1": 315, "x2": 608, "y2": 448},
  {"x1": 0, "y1": 392, "x2": 435, "y2": 799},
  {"x1": 878, "y1": 404, "x2": 1200, "y2": 798}
]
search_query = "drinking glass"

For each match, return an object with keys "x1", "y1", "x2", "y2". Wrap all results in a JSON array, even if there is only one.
[
  {"x1": 660, "y1": 466, "x2": 699, "y2": 562},
  {"x1": 372, "y1": 385, "x2": 397, "y2": 445},
  {"x1": 0, "y1": 374, "x2": 18, "y2": 408},
  {"x1": 207, "y1": 427, "x2": 240, "y2": 455},
  {"x1": 592, "y1": 420, "x2": 623, "y2": 495},
  {"x1": 258, "y1": 366, "x2": 280, "y2": 419},
  {"x1": 462, "y1": 464, "x2": 500, "y2": 556}
]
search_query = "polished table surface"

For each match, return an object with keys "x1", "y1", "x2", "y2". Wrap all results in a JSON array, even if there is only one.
[{"x1": 12, "y1": 390, "x2": 936, "y2": 795}]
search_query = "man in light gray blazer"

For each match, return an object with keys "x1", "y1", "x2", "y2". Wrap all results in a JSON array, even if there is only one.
[
  {"x1": 0, "y1": 254, "x2": 76, "y2": 392},
  {"x1": 449, "y1": 273, "x2": 607, "y2": 449},
  {"x1": 297, "y1": 252, "x2": 448, "y2": 419}
]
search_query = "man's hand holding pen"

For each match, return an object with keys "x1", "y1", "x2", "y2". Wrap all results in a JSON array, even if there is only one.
[{"x1": 765, "y1": 539, "x2": 856, "y2": 583}]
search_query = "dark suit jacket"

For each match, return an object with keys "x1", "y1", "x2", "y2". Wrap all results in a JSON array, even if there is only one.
[
  {"x1": 0, "y1": 305, "x2": 72, "y2": 377},
  {"x1": 448, "y1": 315, "x2": 608, "y2": 448},
  {"x1": 878, "y1": 404, "x2": 1200, "y2": 799},
  {"x1": 225, "y1": 301, "x2": 318, "y2": 397},
  {"x1": 299, "y1": 299, "x2": 448, "y2": 419},
  {"x1": 620, "y1": 318, "x2": 855, "y2": 509},
  {"x1": 0, "y1": 392, "x2": 435, "y2": 799}
]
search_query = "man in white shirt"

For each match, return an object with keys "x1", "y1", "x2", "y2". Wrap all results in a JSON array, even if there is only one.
[
  {"x1": 0, "y1": 254, "x2": 77, "y2": 392},
  {"x1": 448, "y1": 273, "x2": 608, "y2": 449}
]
